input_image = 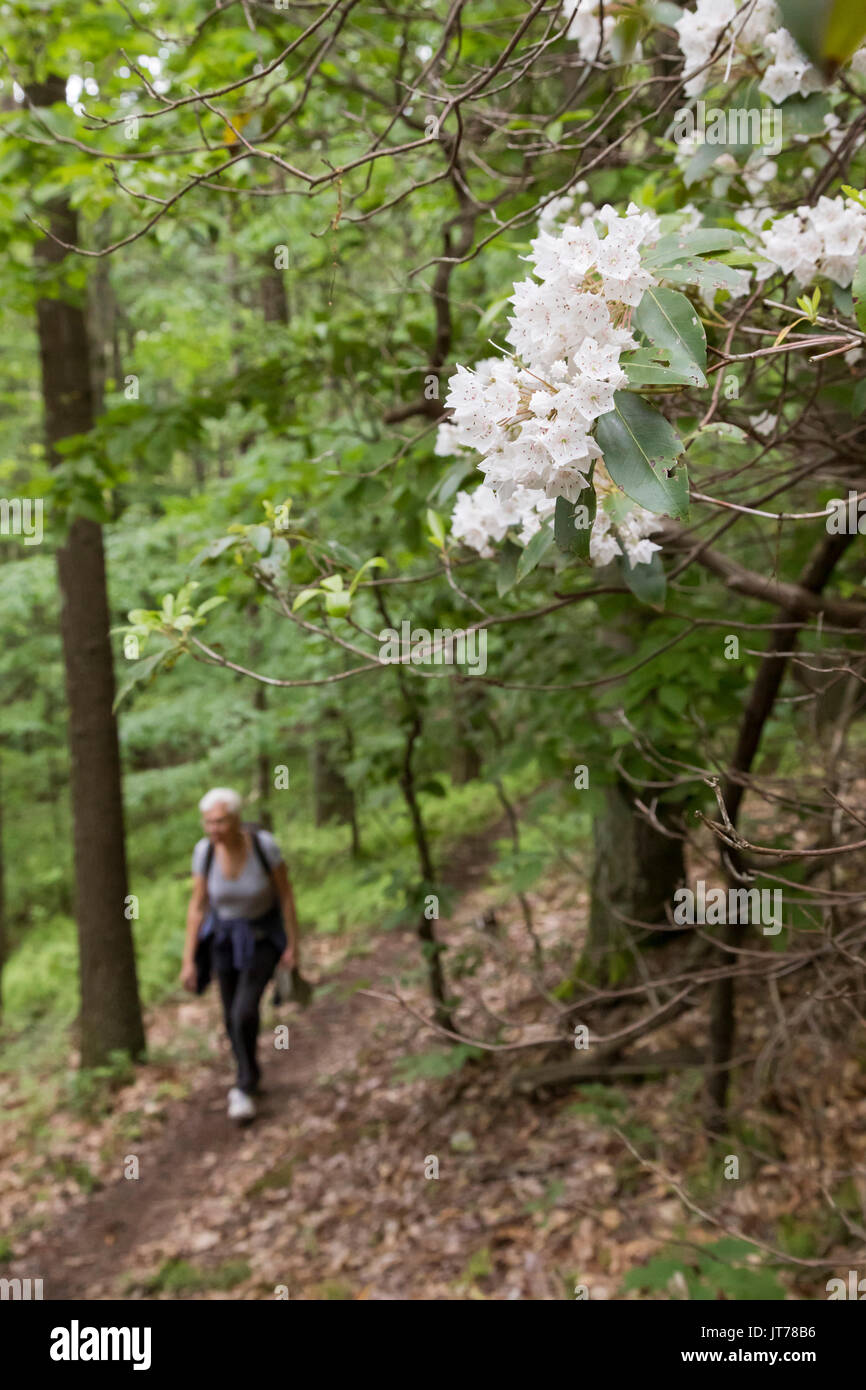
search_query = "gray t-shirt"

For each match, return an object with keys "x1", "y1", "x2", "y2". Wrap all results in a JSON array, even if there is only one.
[{"x1": 192, "y1": 829, "x2": 283, "y2": 921}]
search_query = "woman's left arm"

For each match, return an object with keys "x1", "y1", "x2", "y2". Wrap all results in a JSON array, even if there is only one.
[{"x1": 273, "y1": 861, "x2": 300, "y2": 967}]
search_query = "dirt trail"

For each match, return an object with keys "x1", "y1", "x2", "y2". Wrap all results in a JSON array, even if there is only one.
[
  {"x1": 7, "y1": 822, "x2": 508, "y2": 1300},
  {"x1": 11, "y1": 926, "x2": 410, "y2": 1299}
]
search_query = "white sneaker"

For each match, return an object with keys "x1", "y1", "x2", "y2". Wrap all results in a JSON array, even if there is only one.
[{"x1": 227, "y1": 1087, "x2": 256, "y2": 1123}]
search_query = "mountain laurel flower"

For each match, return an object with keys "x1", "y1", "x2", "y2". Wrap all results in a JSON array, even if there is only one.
[
  {"x1": 753, "y1": 196, "x2": 866, "y2": 287},
  {"x1": 673, "y1": 0, "x2": 866, "y2": 102},
  {"x1": 438, "y1": 201, "x2": 660, "y2": 521}
]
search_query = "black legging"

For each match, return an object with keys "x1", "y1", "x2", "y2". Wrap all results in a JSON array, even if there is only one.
[{"x1": 213, "y1": 936, "x2": 281, "y2": 1094}]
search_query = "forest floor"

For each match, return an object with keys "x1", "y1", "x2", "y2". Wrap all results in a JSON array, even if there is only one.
[{"x1": 2, "y1": 821, "x2": 865, "y2": 1300}]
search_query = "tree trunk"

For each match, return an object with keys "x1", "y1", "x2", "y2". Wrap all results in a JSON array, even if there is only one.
[
  {"x1": 310, "y1": 707, "x2": 360, "y2": 854},
  {"x1": 375, "y1": 594, "x2": 452, "y2": 1030},
  {"x1": 582, "y1": 779, "x2": 685, "y2": 987},
  {"x1": 400, "y1": 710, "x2": 453, "y2": 1033},
  {"x1": 253, "y1": 681, "x2": 274, "y2": 832},
  {"x1": 706, "y1": 531, "x2": 854, "y2": 1129},
  {"x1": 32, "y1": 75, "x2": 145, "y2": 1066},
  {"x1": 450, "y1": 677, "x2": 483, "y2": 785},
  {"x1": 262, "y1": 257, "x2": 290, "y2": 325}
]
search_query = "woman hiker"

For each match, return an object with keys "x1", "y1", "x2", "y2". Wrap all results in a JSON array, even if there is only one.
[{"x1": 180, "y1": 787, "x2": 300, "y2": 1123}]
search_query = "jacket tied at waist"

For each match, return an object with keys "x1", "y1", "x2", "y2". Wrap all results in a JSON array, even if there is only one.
[{"x1": 195, "y1": 902, "x2": 286, "y2": 989}]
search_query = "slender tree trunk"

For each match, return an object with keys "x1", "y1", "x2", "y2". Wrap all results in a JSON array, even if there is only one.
[
  {"x1": 32, "y1": 75, "x2": 145, "y2": 1065},
  {"x1": 245, "y1": 604, "x2": 274, "y2": 830},
  {"x1": 400, "y1": 709, "x2": 453, "y2": 1032},
  {"x1": 309, "y1": 706, "x2": 360, "y2": 853},
  {"x1": 262, "y1": 256, "x2": 290, "y2": 325},
  {"x1": 375, "y1": 593, "x2": 452, "y2": 1030},
  {"x1": 450, "y1": 677, "x2": 483, "y2": 785},
  {"x1": 492, "y1": 776, "x2": 542, "y2": 963},
  {"x1": 706, "y1": 531, "x2": 855, "y2": 1129},
  {"x1": 582, "y1": 779, "x2": 686, "y2": 987},
  {"x1": 263, "y1": 169, "x2": 291, "y2": 326},
  {"x1": 254, "y1": 682, "x2": 273, "y2": 831}
]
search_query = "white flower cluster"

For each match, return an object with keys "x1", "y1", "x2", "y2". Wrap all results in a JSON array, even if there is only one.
[
  {"x1": 590, "y1": 464, "x2": 662, "y2": 568},
  {"x1": 450, "y1": 464, "x2": 661, "y2": 570},
  {"x1": 450, "y1": 483, "x2": 555, "y2": 558},
  {"x1": 675, "y1": 0, "x2": 866, "y2": 102},
  {"x1": 437, "y1": 203, "x2": 660, "y2": 507},
  {"x1": 753, "y1": 195, "x2": 866, "y2": 287},
  {"x1": 438, "y1": 201, "x2": 665, "y2": 567}
]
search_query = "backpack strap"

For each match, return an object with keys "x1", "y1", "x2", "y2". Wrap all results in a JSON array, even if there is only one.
[
  {"x1": 248, "y1": 828, "x2": 273, "y2": 879},
  {"x1": 201, "y1": 826, "x2": 272, "y2": 885}
]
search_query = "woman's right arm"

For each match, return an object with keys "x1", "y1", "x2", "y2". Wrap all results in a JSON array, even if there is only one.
[{"x1": 180, "y1": 874, "x2": 209, "y2": 991}]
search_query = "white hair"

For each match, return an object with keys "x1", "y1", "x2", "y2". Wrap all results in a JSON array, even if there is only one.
[{"x1": 198, "y1": 787, "x2": 243, "y2": 816}]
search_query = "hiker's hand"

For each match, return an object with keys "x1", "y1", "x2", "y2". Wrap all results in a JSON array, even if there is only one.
[
  {"x1": 279, "y1": 943, "x2": 296, "y2": 970},
  {"x1": 180, "y1": 959, "x2": 197, "y2": 993}
]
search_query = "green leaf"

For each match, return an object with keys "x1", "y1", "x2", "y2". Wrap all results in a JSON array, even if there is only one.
[
  {"x1": 851, "y1": 377, "x2": 866, "y2": 417},
  {"x1": 595, "y1": 392, "x2": 689, "y2": 520},
  {"x1": 660, "y1": 257, "x2": 750, "y2": 297},
  {"x1": 608, "y1": 13, "x2": 642, "y2": 63},
  {"x1": 249, "y1": 524, "x2": 271, "y2": 555},
  {"x1": 477, "y1": 294, "x2": 512, "y2": 333},
  {"x1": 319, "y1": 574, "x2": 344, "y2": 592},
  {"x1": 852, "y1": 255, "x2": 866, "y2": 333},
  {"x1": 195, "y1": 596, "x2": 227, "y2": 617},
  {"x1": 554, "y1": 475, "x2": 596, "y2": 560},
  {"x1": 292, "y1": 588, "x2": 321, "y2": 612},
  {"x1": 189, "y1": 535, "x2": 240, "y2": 567},
  {"x1": 496, "y1": 538, "x2": 521, "y2": 596},
  {"x1": 647, "y1": 2, "x2": 683, "y2": 25},
  {"x1": 427, "y1": 507, "x2": 446, "y2": 549},
  {"x1": 643, "y1": 230, "x2": 743, "y2": 267},
  {"x1": 429, "y1": 458, "x2": 476, "y2": 506},
  {"x1": 621, "y1": 1257, "x2": 684, "y2": 1292},
  {"x1": 777, "y1": 0, "x2": 866, "y2": 73},
  {"x1": 681, "y1": 140, "x2": 733, "y2": 187},
  {"x1": 619, "y1": 550, "x2": 666, "y2": 606},
  {"x1": 692, "y1": 421, "x2": 748, "y2": 445},
  {"x1": 323, "y1": 589, "x2": 351, "y2": 618},
  {"x1": 658, "y1": 683, "x2": 687, "y2": 713},
  {"x1": 348, "y1": 556, "x2": 388, "y2": 596},
  {"x1": 623, "y1": 349, "x2": 702, "y2": 389},
  {"x1": 634, "y1": 287, "x2": 707, "y2": 387},
  {"x1": 113, "y1": 649, "x2": 169, "y2": 712},
  {"x1": 833, "y1": 284, "x2": 854, "y2": 316},
  {"x1": 515, "y1": 521, "x2": 554, "y2": 582},
  {"x1": 781, "y1": 93, "x2": 831, "y2": 135},
  {"x1": 419, "y1": 778, "x2": 448, "y2": 798}
]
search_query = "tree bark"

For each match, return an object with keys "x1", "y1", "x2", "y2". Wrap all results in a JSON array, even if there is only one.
[
  {"x1": 582, "y1": 779, "x2": 685, "y2": 987},
  {"x1": 32, "y1": 75, "x2": 145, "y2": 1066},
  {"x1": 310, "y1": 708, "x2": 360, "y2": 854},
  {"x1": 706, "y1": 531, "x2": 856, "y2": 1128},
  {"x1": 450, "y1": 677, "x2": 483, "y2": 785},
  {"x1": 375, "y1": 593, "x2": 452, "y2": 1030},
  {"x1": 262, "y1": 257, "x2": 290, "y2": 325}
]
